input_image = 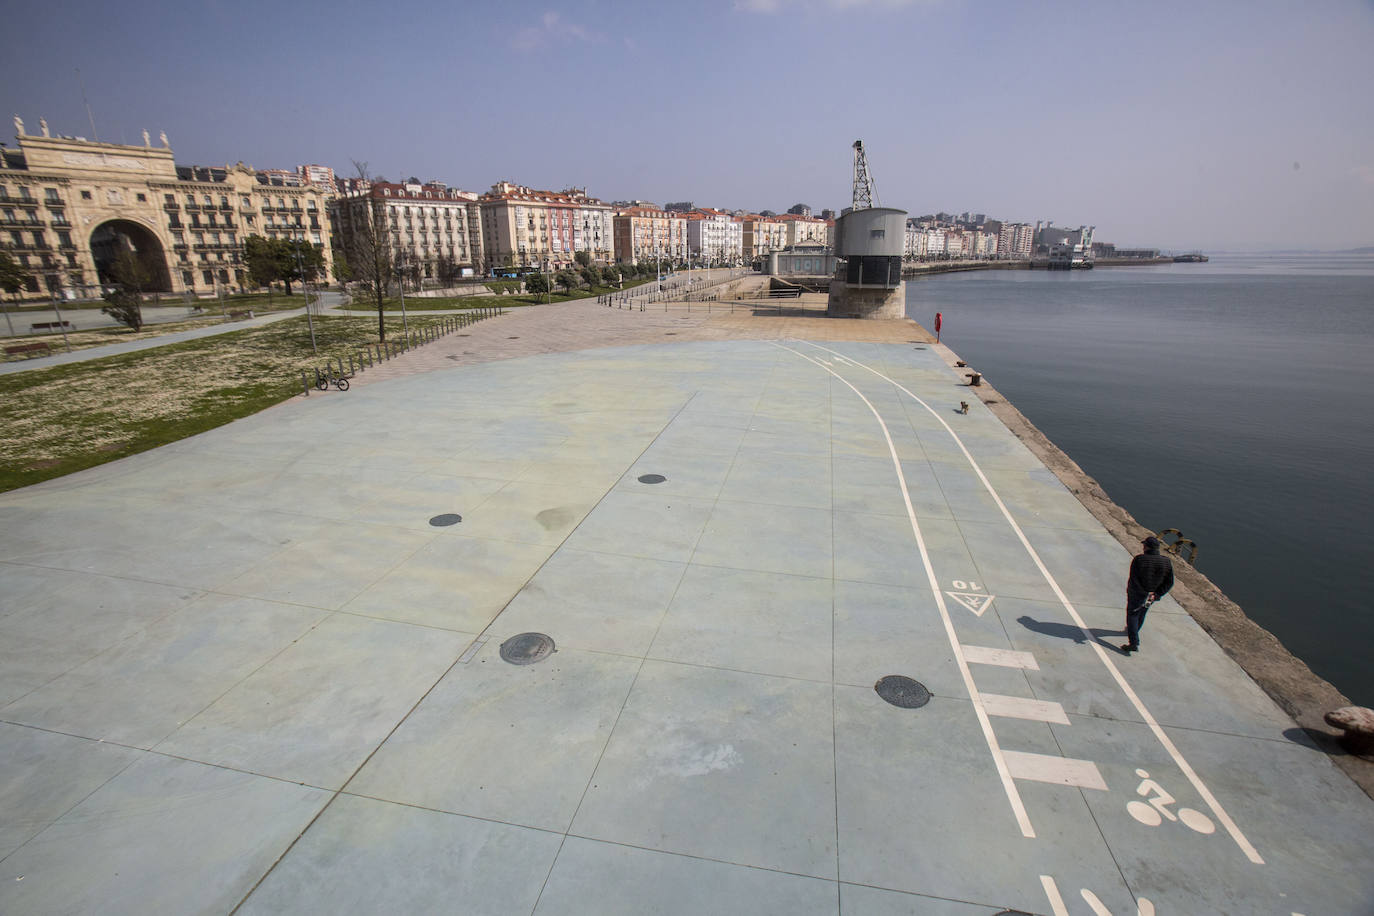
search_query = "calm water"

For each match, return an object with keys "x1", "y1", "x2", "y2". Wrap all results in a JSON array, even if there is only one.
[{"x1": 905, "y1": 255, "x2": 1374, "y2": 704}]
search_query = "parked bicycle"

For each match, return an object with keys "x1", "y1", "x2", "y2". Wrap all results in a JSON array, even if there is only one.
[{"x1": 315, "y1": 367, "x2": 350, "y2": 391}]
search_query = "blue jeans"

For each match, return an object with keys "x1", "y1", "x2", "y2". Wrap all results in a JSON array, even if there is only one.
[{"x1": 1125, "y1": 599, "x2": 1153, "y2": 649}]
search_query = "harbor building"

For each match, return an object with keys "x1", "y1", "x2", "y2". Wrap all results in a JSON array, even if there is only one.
[{"x1": 0, "y1": 119, "x2": 334, "y2": 300}]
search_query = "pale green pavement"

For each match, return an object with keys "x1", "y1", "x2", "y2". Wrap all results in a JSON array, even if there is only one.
[{"x1": 1, "y1": 332, "x2": 1371, "y2": 915}]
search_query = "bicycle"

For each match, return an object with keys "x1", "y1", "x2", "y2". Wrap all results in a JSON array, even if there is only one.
[{"x1": 315, "y1": 367, "x2": 350, "y2": 391}]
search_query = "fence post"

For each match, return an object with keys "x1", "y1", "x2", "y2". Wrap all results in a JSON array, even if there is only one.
[
  {"x1": 301, "y1": 369, "x2": 310, "y2": 396},
  {"x1": 337, "y1": 356, "x2": 345, "y2": 377}
]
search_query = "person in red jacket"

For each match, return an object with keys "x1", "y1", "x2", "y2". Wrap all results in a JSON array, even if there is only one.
[{"x1": 1121, "y1": 536, "x2": 1174, "y2": 655}]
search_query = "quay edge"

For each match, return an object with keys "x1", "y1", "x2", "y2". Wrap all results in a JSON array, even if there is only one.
[{"x1": 933, "y1": 340, "x2": 1374, "y2": 800}]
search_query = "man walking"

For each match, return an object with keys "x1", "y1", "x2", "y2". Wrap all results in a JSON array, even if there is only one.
[{"x1": 1121, "y1": 536, "x2": 1174, "y2": 655}]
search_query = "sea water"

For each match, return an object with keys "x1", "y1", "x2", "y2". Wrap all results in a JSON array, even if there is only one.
[{"x1": 905, "y1": 254, "x2": 1374, "y2": 704}]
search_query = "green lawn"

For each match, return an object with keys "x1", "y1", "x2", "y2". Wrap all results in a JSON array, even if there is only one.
[{"x1": 0, "y1": 312, "x2": 479, "y2": 493}]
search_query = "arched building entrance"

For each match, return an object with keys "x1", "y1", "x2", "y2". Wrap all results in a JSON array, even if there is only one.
[{"x1": 90, "y1": 220, "x2": 171, "y2": 293}]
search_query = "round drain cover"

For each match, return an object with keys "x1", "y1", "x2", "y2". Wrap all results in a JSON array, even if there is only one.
[
  {"x1": 637, "y1": 474, "x2": 667, "y2": 484},
  {"x1": 875, "y1": 676, "x2": 931, "y2": 709},
  {"x1": 500, "y1": 633, "x2": 555, "y2": 665},
  {"x1": 429, "y1": 513, "x2": 462, "y2": 527}
]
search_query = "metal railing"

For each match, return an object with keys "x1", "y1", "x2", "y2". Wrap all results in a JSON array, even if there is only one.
[{"x1": 297, "y1": 306, "x2": 505, "y2": 396}]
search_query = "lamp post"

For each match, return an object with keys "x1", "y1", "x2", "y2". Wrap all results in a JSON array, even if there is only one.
[
  {"x1": 394, "y1": 249, "x2": 410, "y2": 335},
  {"x1": 292, "y1": 236, "x2": 318, "y2": 355}
]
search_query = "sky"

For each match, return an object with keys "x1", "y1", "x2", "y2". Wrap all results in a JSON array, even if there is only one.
[{"x1": 4, "y1": 0, "x2": 1373, "y2": 251}]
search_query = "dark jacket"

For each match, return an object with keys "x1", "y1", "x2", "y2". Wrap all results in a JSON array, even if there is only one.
[{"x1": 1127, "y1": 547, "x2": 1174, "y2": 606}]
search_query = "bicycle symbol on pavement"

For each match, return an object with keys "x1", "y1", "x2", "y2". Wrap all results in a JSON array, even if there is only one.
[{"x1": 1126, "y1": 769, "x2": 1216, "y2": 835}]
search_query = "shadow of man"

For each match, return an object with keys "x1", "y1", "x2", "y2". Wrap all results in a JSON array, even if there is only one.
[{"x1": 1017, "y1": 615, "x2": 1125, "y2": 652}]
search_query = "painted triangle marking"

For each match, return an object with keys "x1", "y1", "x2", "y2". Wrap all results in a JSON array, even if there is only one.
[{"x1": 946, "y1": 591, "x2": 995, "y2": 616}]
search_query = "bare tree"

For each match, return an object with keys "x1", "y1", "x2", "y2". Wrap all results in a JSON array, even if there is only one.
[{"x1": 345, "y1": 161, "x2": 393, "y2": 341}]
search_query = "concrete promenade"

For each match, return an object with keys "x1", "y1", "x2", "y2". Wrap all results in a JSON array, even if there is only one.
[{"x1": 1, "y1": 293, "x2": 1371, "y2": 915}]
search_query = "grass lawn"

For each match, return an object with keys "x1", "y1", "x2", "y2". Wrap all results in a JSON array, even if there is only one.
[
  {"x1": 1, "y1": 296, "x2": 314, "y2": 362},
  {"x1": 0, "y1": 312, "x2": 469, "y2": 493}
]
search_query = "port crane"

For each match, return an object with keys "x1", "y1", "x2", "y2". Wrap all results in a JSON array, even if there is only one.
[{"x1": 852, "y1": 140, "x2": 878, "y2": 211}]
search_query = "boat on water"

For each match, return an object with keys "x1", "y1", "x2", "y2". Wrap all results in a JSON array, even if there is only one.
[{"x1": 1173, "y1": 253, "x2": 1209, "y2": 262}]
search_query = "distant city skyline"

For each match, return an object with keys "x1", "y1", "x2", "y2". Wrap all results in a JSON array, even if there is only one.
[{"x1": 3, "y1": 0, "x2": 1372, "y2": 251}]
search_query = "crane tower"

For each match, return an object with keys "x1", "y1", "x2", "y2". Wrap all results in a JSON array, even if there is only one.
[{"x1": 852, "y1": 140, "x2": 878, "y2": 211}]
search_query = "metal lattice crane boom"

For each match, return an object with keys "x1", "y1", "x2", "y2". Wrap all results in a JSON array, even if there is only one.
[{"x1": 852, "y1": 140, "x2": 878, "y2": 211}]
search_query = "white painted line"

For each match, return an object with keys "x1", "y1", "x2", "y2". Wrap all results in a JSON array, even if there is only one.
[
  {"x1": 1006, "y1": 750, "x2": 1108, "y2": 791},
  {"x1": 771, "y1": 342, "x2": 1037, "y2": 839},
  {"x1": 982, "y1": 693, "x2": 1071, "y2": 725},
  {"x1": 961, "y1": 645, "x2": 1040, "y2": 670},
  {"x1": 1040, "y1": 875, "x2": 1070, "y2": 916},
  {"x1": 799, "y1": 340, "x2": 1266, "y2": 866}
]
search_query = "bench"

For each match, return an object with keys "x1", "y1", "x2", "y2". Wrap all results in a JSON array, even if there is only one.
[
  {"x1": 226, "y1": 309, "x2": 254, "y2": 320},
  {"x1": 30, "y1": 321, "x2": 73, "y2": 332},
  {"x1": 5, "y1": 341, "x2": 51, "y2": 359}
]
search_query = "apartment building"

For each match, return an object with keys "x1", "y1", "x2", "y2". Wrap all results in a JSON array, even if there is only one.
[
  {"x1": 0, "y1": 122, "x2": 333, "y2": 299},
  {"x1": 776, "y1": 213, "x2": 832, "y2": 247},
  {"x1": 996, "y1": 222, "x2": 1034, "y2": 258},
  {"x1": 685, "y1": 208, "x2": 743, "y2": 265},
  {"x1": 476, "y1": 181, "x2": 614, "y2": 273},
  {"x1": 740, "y1": 215, "x2": 787, "y2": 262},
  {"x1": 331, "y1": 181, "x2": 479, "y2": 282},
  {"x1": 612, "y1": 206, "x2": 687, "y2": 264}
]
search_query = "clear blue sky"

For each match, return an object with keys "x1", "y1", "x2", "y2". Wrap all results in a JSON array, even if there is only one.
[{"x1": 4, "y1": 0, "x2": 1373, "y2": 251}]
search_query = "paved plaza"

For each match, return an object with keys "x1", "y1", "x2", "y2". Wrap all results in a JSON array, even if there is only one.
[{"x1": 1, "y1": 298, "x2": 1372, "y2": 914}]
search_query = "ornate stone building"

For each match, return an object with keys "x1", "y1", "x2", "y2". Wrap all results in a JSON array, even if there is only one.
[{"x1": 0, "y1": 120, "x2": 334, "y2": 300}]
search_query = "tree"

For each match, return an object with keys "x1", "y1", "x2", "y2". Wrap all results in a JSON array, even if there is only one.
[
  {"x1": 100, "y1": 247, "x2": 149, "y2": 331},
  {"x1": 331, "y1": 248, "x2": 351, "y2": 283},
  {"x1": 344, "y1": 161, "x2": 393, "y2": 340},
  {"x1": 524, "y1": 272, "x2": 550, "y2": 297},
  {"x1": 555, "y1": 269, "x2": 578, "y2": 296},
  {"x1": 279, "y1": 238, "x2": 324, "y2": 296},
  {"x1": 600, "y1": 265, "x2": 620, "y2": 287},
  {"x1": 243, "y1": 235, "x2": 281, "y2": 305},
  {"x1": 574, "y1": 250, "x2": 592, "y2": 268},
  {"x1": 436, "y1": 253, "x2": 460, "y2": 286},
  {"x1": 0, "y1": 250, "x2": 29, "y2": 337},
  {"x1": 579, "y1": 265, "x2": 600, "y2": 289}
]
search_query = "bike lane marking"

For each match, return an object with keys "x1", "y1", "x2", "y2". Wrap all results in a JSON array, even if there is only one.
[
  {"x1": 796, "y1": 340, "x2": 1265, "y2": 866},
  {"x1": 770, "y1": 342, "x2": 1036, "y2": 838}
]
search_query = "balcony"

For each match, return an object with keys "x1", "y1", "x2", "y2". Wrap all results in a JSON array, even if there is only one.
[
  {"x1": 44, "y1": 196, "x2": 65, "y2": 207},
  {"x1": 10, "y1": 197, "x2": 39, "y2": 208},
  {"x1": 51, "y1": 218, "x2": 71, "y2": 228},
  {"x1": 164, "y1": 202, "x2": 180, "y2": 211},
  {"x1": 219, "y1": 203, "x2": 233, "y2": 211}
]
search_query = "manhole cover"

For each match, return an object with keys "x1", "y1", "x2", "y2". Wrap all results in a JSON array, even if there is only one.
[
  {"x1": 500, "y1": 632, "x2": 555, "y2": 665},
  {"x1": 429, "y1": 513, "x2": 462, "y2": 527},
  {"x1": 875, "y1": 676, "x2": 931, "y2": 709},
  {"x1": 637, "y1": 474, "x2": 667, "y2": 484}
]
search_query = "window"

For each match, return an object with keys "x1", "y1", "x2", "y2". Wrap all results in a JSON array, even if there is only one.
[
  {"x1": 220, "y1": 196, "x2": 229, "y2": 208},
  {"x1": 241, "y1": 196, "x2": 251, "y2": 208},
  {"x1": 57, "y1": 230, "x2": 71, "y2": 247},
  {"x1": 136, "y1": 193, "x2": 147, "y2": 203},
  {"x1": 203, "y1": 194, "x2": 212, "y2": 206},
  {"x1": 182, "y1": 271, "x2": 193, "y2": 287},
  {"x1": 19, "y1": 187, "x2": 32, "y2": 200},
  {"x1": 202, "y1": 270, "x2": 213, "y2": 285},
  {"x1": 45, "y1": 188, "x2": 59, "y2": 201},
  {"x1": 172, "y1": 231, "x2": 184, "y2": 243},
  {"x1": 81, "y1": 190, "x2": 92, "y2": 200}
]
